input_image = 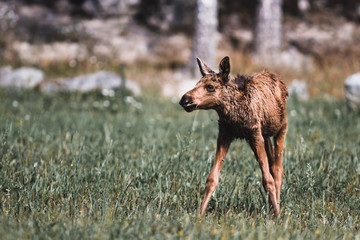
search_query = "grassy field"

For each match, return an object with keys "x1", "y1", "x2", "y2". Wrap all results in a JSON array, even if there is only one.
[{"x1": 0, "y1": 89, "x2": 359, "y2": 239}]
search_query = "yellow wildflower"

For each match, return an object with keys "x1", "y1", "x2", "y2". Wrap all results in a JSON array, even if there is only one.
[{"x1": 211, "y1": 229, "x2": 221, "y2": 235}]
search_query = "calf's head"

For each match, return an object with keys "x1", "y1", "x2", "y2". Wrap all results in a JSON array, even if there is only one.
[{"x1": 179, "y1": 56, "x2": 230, "y2": 112}]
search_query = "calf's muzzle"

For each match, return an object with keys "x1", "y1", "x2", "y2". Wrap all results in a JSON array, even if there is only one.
[{"x1": 179, "y1": 94, "x2": 197, "y2": 112}]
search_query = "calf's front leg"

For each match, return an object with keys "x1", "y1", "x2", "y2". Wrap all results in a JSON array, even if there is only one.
[{"x1": 199, "y1": 135, "x2": 231, "y2": 216}]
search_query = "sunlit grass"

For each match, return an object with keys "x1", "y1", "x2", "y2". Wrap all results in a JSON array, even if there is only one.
[{"x1": 0, "y1": 89, "x2": 359, "y2": 239}]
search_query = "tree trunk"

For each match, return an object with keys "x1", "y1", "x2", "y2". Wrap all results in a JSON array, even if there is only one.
[
  {"x1": 188, "y1": 0, "x2": 218, "y2": 77},
  {"x1": 254, "y1": 0, "x2": 283, "y2": 65}
]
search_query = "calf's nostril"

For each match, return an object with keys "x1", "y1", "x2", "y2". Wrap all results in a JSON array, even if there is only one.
[{"x1": 179, "y1": 96, "x2": 192, "y2": 106}]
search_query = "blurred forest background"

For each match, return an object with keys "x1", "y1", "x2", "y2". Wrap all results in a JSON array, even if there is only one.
[{"x1": 0, "y1": 0, "x2": 360, "y2": 97}]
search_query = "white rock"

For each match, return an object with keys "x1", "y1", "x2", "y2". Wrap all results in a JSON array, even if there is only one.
[
  {"x1": 279, "y1": 47, "x2": 314, "y2": 72},
  {"x1": 60, "y1": 71, "x2": 141, "y2": 95},
  {"x1": 288, "y1": 79, "x2": 309, "y2": 100},
  {"x1": 62, "y1": 71, "x2": 121, "y2": 92},
  {"x1": 252, "y1": 47, "x2": 314, "y2": 72},
  {"x1": 124, "y1": 79, "x2": 142, "y2": 96},
  {"x1": 0, "y1": 67, "x2": 44, "y2": 89},
  {"x1": 345, "y1": 72, "x2": 360, "y2": 112},
  {"x1": 12, "y1": 41, "x2": 88, "y2": 64},
  {"x1": 40, "y1": 82, "x2": 62, "y2": 93}
]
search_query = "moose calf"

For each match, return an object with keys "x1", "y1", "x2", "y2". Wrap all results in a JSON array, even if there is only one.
[{"x1": 179, "y1": 56, "x2": 288, "y2": 216}]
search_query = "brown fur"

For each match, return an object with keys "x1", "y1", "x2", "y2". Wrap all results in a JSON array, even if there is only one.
[{"x1": 179, "y1": 56, "x2": 288, "y2": 216}]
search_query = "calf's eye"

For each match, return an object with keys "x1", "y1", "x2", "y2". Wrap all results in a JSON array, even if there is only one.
[{"x1": 206, "y1": 85, "x2": 214, "y2": 92}]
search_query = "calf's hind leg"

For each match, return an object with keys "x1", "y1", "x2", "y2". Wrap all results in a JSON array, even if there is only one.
[
  {"x1": 249, "y1": 132, "x2": 279, "y2": 216},
  {"x1": 272, "y1": 124, "x2": 287, "y2": 207},
  {"x1": 264, "y1": 137, "x2": 276, "y2": 208}
]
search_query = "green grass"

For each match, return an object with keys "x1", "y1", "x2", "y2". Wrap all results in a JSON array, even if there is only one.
[{"x1": 0, "y1": 89, "x2": 359, "y2": 239}]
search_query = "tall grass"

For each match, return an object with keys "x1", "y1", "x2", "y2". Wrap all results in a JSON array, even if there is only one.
[{"x1": 0, "y1": 89, "x2": 359, "y2": 239}]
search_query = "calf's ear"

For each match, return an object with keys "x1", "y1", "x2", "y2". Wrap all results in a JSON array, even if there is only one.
[
  {"x1": 219, "y1": 56, "x2": 230, "y2": 82},
  {"x1": 197, "y1": 58, "x2": 215, "y2": 76}
]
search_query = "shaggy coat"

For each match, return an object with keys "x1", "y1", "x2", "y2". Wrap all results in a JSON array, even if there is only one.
[
  {"x1": 179, "y1": 56, "x2": 288, "y2": 216},
  {"x1": 217, "y1": 71, "x2": 288, "y2": 143}
]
